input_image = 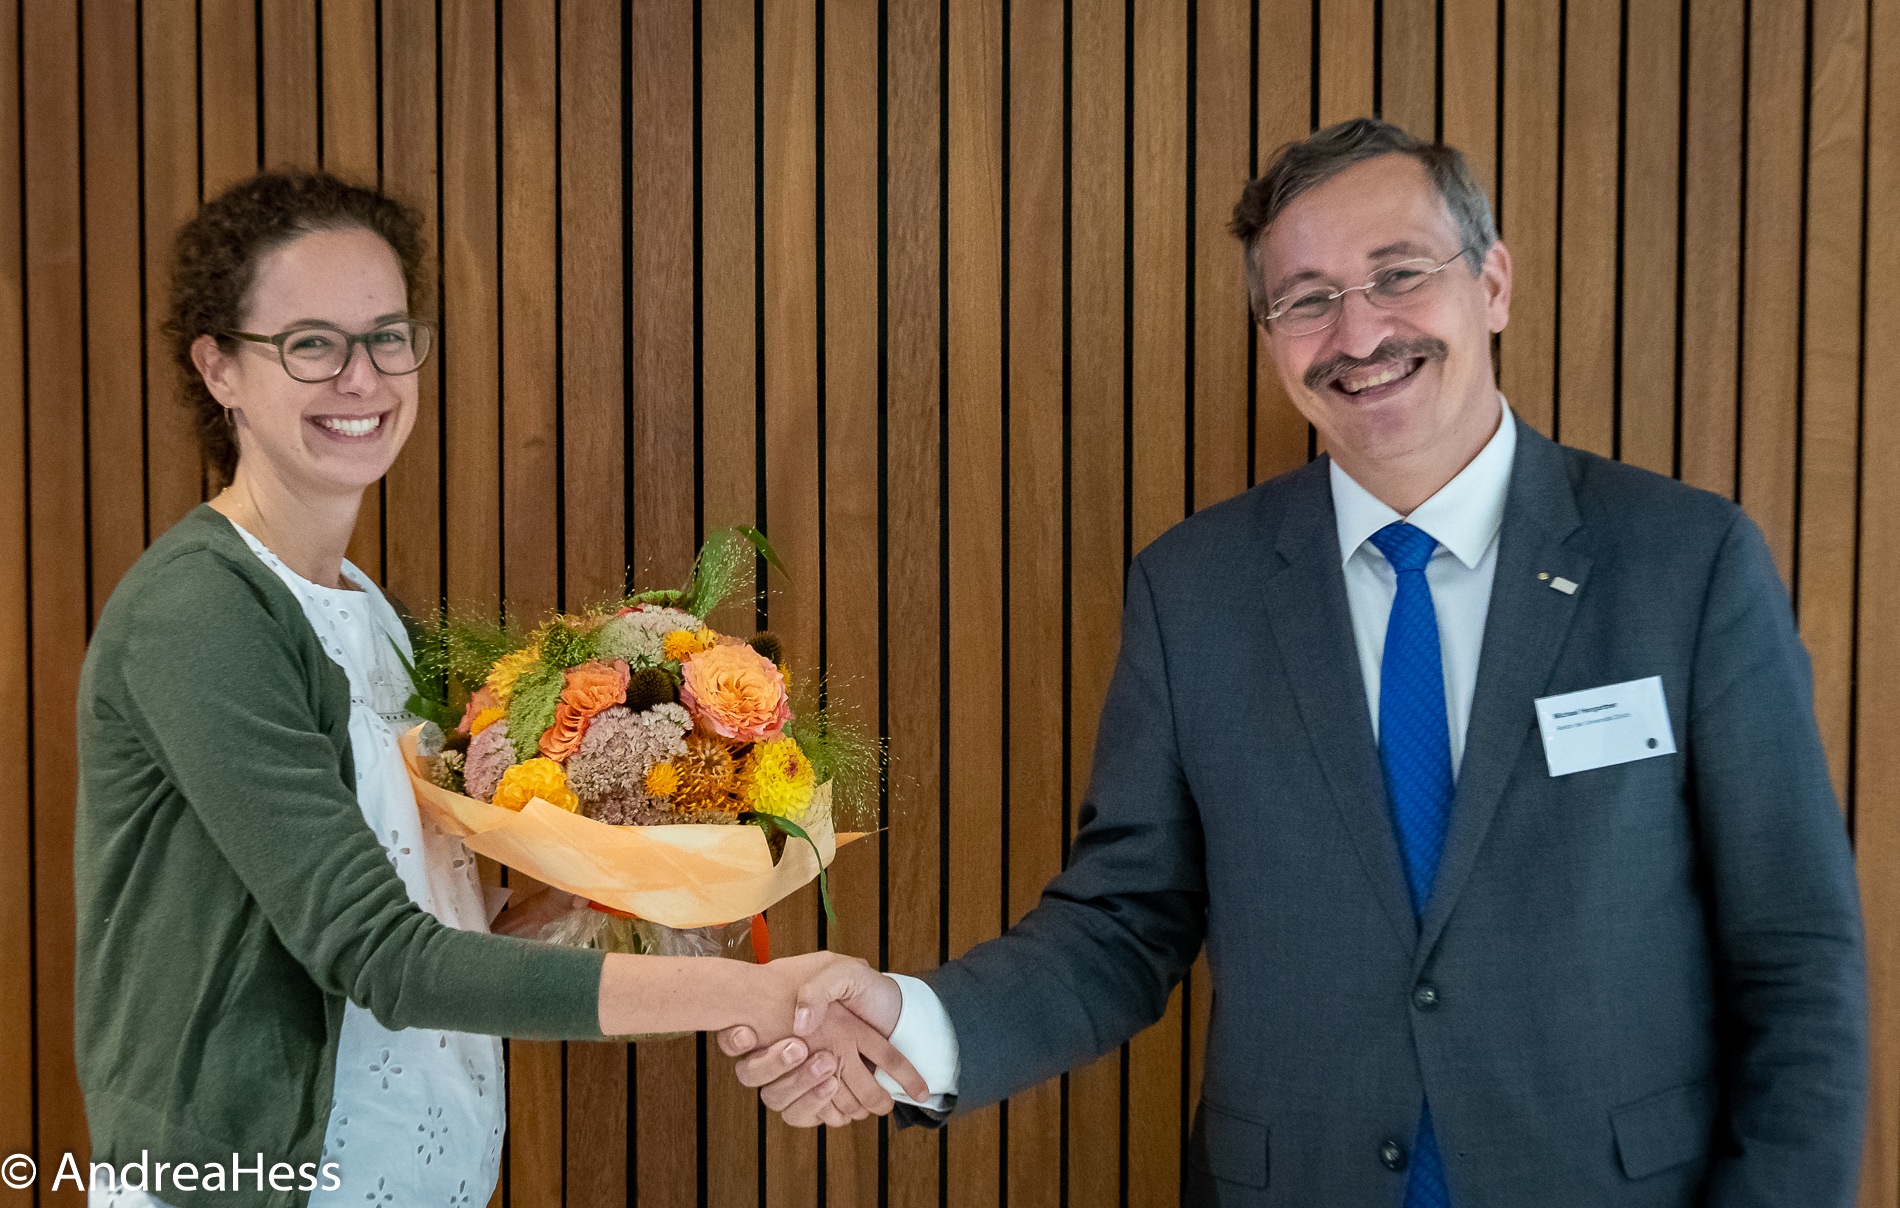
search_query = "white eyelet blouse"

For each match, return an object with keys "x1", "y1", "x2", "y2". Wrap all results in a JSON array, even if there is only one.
[{"x1": 92, "y1": 525, "x2": 506, "y2": 1208}]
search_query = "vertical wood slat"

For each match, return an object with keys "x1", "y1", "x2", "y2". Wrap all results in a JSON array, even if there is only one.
[
  {"x1": 1379, "y1": 0, "x2": 1436, "y2": 139},
  {"x1": 322, "y1": 0, "x2": 382, "y2": 181},
  {"x1": 380, "y1": 0, "x2": 443, "y2": 612},
  {"x1": 441, "y1": 0, "x2": 503, "y2": 612},
  {"x1": 882, "y1": 0, "x2": 945, "y2": 1204},
  {"x1": 84, "y1": 0, "x2": 147, "y2": 620},
  {"x1": 699, "y1": 3, "x2": 764, "y2": 1202},
  {"x1": 821, "y1": 0, "x2": 885, "y2": 1201},
  {"x1": 0, "y1": 0, "x2": 31, "y2": 1171},
  {"x1": 761, "y1": 0, "x2": 825, "y2": 1204},
  {"x1": 1439, "y1": 0, "x2": 1497, "y2": 196},
  {"x1": 558, "y1": 4, "x2": 630, "y2": 1205},
  {"x1": 1002, "y1": 0, "x2": 1065, "y2": 1204},
  {"x1": 436, "y1": 5, "x2": 507, "y2": 1203},
  {"x1": 1253, "y1": 0, "x2": 1314, "y2": 484},
  {"x1": 943, "y1": 0, "x2": 1006, "y2": 1203},
  {"x1": 1195, "y1": 0, "x2": 1253, "y2": 513},
  {"x1": 625, "y1": 5, "x2": 700, "y2": 1201},
  {"x1": 1795, "y1": 0, "x2": 1866, "y2": 801},
  {"x1": 261, "y1": 0, "x2": 320, "y2": 167},
  {"x1": 1555, "y1": 0, "x2": 1619, "y2": 457},
  {"x1": 24, "y1": 4, "x2": 91, "y2": 1200},
  {"x1": 498, "y1": 3, "x2": 566, "y2": 1204},
  {"x1": 1065, "y1": 1, "x2": 1127, "y2": 1202},
  {"x1": 200, "y1": 0, "x2": 260, "y2": 195},
  {"x1": 141, "y1": 0, "x2": 206, "y2": 534},
  {"x1": 1316, "y1": 0, "x2": 1375, "y2": 127},
  {"x1": 1677, "y1": 0, "x2": 1744, "y2": 499},
  {"x1": 1128, "y1": 0, "x2": 1187, "y2": 1202},
  {"x1": 1618, "y1": 0, "x2": 1683, "y2": 478},
  {"x1": 1497, "y1": 0, "x2": 1560, "y2": 435},
  {"x1": 1856, "y1": 5, "x2": 1900, "y2": 1201},
  {"x1": 321, "y1": 0, "x2": 387, "y2": 580},
  {"x1": 1739, "y1": 0, "x2": 1805, "y2": 578}
]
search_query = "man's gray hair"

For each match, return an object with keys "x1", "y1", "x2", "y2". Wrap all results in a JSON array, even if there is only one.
[{"x1": 1231, "y1": 117, "x2": 1499, "y2": 322}]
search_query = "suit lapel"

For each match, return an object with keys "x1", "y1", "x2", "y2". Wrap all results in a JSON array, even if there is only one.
[
  {"x1": 1416, "y1": 422, "x2": 1590, "y2": 965},
  {"x1": 1262, "y1": 460, "x2": 1418, "y2": 953}
]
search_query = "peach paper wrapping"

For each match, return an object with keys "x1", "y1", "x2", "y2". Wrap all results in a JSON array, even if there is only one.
[{"x1": 401, "y1": 726, "x2": 864, "y2": 929}]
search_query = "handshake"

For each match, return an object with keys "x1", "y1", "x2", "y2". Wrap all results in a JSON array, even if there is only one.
[{"x1": 720, "y1": 952, "x2": 934, "y2": 1128}]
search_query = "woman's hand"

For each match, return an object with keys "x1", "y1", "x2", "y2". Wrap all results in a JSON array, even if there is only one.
[
  {"x1": 490, "y1": 881, "x2": 588, "y2": 938},
  {"x1": 719, "y1": 951, "x2": 929, "y2": 1125}
]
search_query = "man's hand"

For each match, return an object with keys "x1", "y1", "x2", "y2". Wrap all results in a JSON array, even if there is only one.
[{"x1": 721, "y1": 954, "x2": 926, "y2": 1126}]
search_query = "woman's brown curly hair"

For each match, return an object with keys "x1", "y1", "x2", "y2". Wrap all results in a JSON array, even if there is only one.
[{"x1": 164, "y1": 169, "x2": 429, "y2": 487}]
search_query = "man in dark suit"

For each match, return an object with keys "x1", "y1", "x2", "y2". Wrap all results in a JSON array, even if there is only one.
[{"x1": 721, "y1": 118, "x2": 1867, "y2": 1206}]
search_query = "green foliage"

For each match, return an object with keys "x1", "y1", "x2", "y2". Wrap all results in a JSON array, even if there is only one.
[
  {"x1": 785, "y1": 705, "x2": 884, "y2": 832},
  {"x1": 389, "y1": 635, "x2": 460, "y2": 729},
  {"x1": 442, "y1": 614, "x2": 524, "y2": 691},
  {"x1": 507, "y1": 661, "x2": 567, "y2": 763},
  {"x1": 671, "y1": 526, "x2": 788, "y2": 620},
  {"x1": 535, "y1": 617, "x2": 599, "y2": 670}
]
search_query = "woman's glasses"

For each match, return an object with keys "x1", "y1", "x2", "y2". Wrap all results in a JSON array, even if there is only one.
[{"x1": 224, "y1": 318, "x2": 436, "y2": 383}]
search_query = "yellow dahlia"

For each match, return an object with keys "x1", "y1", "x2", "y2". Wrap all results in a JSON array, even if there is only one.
[
  {"x1": 739, "y1": 738, "x2": 816, "y2": 818},
  {"x1": 491, "y1": 757, "x2": 579, "y2": 813},
  {"x1": 644, "y1": 761, "x2": 682, "y2": 799},
  {"x1": 485, "y1": 647, "x2": 542, "y2": 706},
  {"x1": 469, "y1": 706, "x2": 507, "y2": 736}
]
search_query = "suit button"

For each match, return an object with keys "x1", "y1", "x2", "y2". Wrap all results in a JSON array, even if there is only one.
[
  {"x1": 1380, "y1": 1139, "x2": 1408, "y2": 1171},
  {"x1": 1412, "y1": 983, "x2": 1440, "y2": 1011}
]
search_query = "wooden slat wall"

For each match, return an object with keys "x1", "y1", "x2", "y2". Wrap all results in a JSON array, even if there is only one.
[{"x1": 2, "y1": 2, "x2": 1895, "y2": 1206}]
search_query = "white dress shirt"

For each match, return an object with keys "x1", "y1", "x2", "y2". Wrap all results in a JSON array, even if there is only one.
[{"x1": 879, "y1": 397, "x2": 1519, "y2": 1110}]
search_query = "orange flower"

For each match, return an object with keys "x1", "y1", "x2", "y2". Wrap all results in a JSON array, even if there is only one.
[
  {"x1": 561, "y1": 658, "x2": 631, "y2": 718},
  {"x1": 679, "y1": 642, "x2": 792, "y2": 743},
  {"x1": 458, "y1": 685, "x2": 502, "y2": 735},
  {"x1": 539, "y1": 701, "x2": 590, "y2": 761}
]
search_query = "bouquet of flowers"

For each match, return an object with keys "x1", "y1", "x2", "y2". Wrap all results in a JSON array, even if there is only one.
[{"x1": 398, "y1": 528, "x2": 877, "y2": 968}]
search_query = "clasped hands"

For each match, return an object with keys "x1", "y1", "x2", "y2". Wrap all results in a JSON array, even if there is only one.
[{"x1": 727, "y1": 952, "x2": 926, "y2": 1128}]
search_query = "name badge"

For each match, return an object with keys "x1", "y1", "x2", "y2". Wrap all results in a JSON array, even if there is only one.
[{"x1": 1533, "y1": 675, "x2": 1676, "y2": 777}]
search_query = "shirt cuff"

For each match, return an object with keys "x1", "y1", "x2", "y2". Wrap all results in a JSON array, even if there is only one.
[{"x1": 876, "y1": 973, "x2": 960, "y2": 1110}]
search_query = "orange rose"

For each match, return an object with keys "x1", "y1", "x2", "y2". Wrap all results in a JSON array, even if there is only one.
[
  {"x1": 561, "y1": 658, "x2": 631, "y2": 718},
  {"x1": 678, "y1": 642, "x2": 791, "y2": 743},
  {"x1": 539, "y1": 701, "x2": 590, "y2": 761}
]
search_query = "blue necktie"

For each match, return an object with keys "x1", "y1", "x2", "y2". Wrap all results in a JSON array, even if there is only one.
[{"x1": 1367, "y1": 520, "x2": 1454, "y2": 1208}]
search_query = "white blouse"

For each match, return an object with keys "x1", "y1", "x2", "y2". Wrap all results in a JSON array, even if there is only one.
[{"x1": 94, "y1": 526, "x2": 506, "y2": 1207}]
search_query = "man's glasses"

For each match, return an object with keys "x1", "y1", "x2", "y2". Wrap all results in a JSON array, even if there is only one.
[
  {"x1": 1264, "y1": 251, "x2": 1474, "y2": 337},
  {"x1": 224, "y1": 318, "x2": 436, "y2": 383}
]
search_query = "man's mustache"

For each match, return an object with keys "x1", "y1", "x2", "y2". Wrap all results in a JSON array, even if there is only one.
[{"x1": 1303, "y1": 336, "x2": 1450, "y2": 392}]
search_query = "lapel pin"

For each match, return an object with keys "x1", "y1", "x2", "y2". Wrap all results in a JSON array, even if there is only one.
[{"x1": 1550, "y1": 576, "x2": 1578, "y2": 595}]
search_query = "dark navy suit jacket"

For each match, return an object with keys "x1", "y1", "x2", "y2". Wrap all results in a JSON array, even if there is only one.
[{"x1": 910, "y1": 419, "x2": 1867, "y2": 1207}]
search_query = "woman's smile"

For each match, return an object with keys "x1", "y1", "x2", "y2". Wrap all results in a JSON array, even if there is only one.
[{"x1": 310, "y1": 410, "x2": 391, "y2": 440}]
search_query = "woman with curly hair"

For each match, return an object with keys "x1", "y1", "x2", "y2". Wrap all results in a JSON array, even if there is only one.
[{"x1": 74, "y1": 170, "x2": 919, "y2": 1208}]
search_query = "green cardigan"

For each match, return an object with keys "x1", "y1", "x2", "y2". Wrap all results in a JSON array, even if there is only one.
[{"x1": 74, "y1": 505, "x2": 606, "y2": 1208}]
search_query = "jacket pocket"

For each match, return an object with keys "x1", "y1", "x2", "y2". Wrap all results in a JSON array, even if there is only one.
[
  {"x1": 1188, "y1": 1101, "x2": 1269, "y2": 1188},
  {"x1": 1610, "y1": 1078, "x2": 1716, "y2": 1179}
]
